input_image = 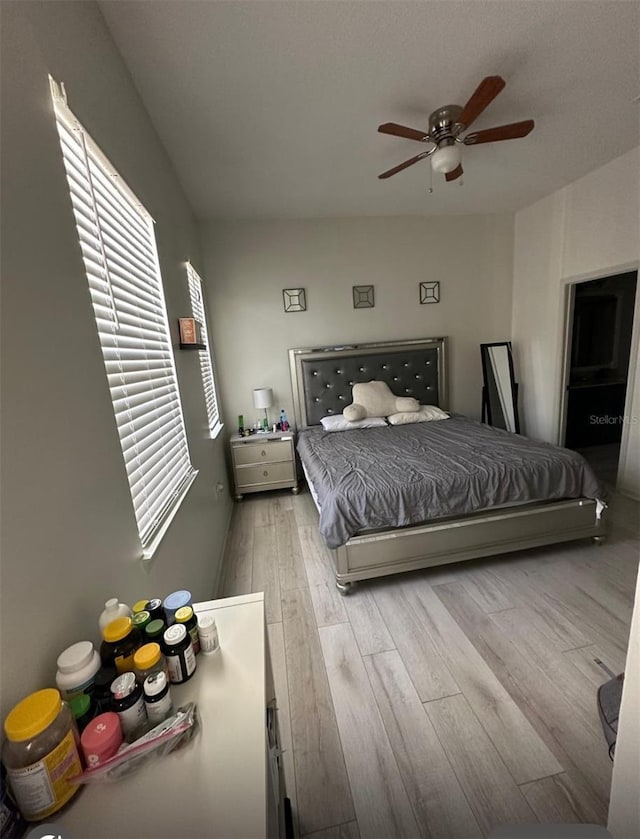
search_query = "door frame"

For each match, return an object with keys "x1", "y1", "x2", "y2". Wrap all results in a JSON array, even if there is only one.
[{"x1": 558, "y1": 264, "x2": 639, "y2": 488}]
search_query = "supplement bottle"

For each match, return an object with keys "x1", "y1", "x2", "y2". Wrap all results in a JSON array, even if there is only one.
[
  {"x1": 162, "y1": 624, "x2": 196, "y2": 684},
  {"x1": 2, "y1": 689, "x2": 82, "y2": 822},
  {"x1": 98, "y1": 598, "x2": 132, "y2": 633},
  {"x1": 163, "y1": 590, "x2": 192, "y2": 625},
  {"x1": 91, "y1": 666, "x2": 117, "y2": 715},
  {"x1": 175, "y1": 605, "x2": 200, "y2": 654},
  {"x1": 100, "y1": 617, "x2": 142, "y2": 674},
  {"x1": 143, "y1": 672, "x2": 173, "y2": 725},
  {"x1": 131, "y1": 599, "x2": 150, "y2": 615},
  {"x1": 132, "y1": 610, "x2": 151, "y2": 634},
  {"x1": 55, "y1": 640, "x2": 101, "y2": 701},
  {"x1": 110, "y1": 673, "x2": 146, "y2": 742},
  {"x1": 80, "y1": 712, "x2": 122, "y2": 768},
  {"x1": 145, "y1": 619, "x2": 166, "y2": 643},
  {"x1": 145, "y1": 598, "x2": 167, "y2": 624},
  {"x1": 197, "y1": 613, "x2": 220, "y2": 655},
  {"x1": 133, "y1": 643, "x2": 168, "y2": 682}
]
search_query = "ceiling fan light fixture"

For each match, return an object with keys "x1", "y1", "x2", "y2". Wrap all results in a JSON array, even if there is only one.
[{"x1": 430, "y1": 144, "x2": 462, "y2": 174}]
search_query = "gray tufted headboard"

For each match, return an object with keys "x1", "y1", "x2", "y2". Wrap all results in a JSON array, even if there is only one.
[{"x1": 288, "y1": 337, "x2": 447, "y2": 428}]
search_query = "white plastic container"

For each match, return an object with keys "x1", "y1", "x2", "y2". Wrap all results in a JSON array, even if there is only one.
[
  {"x1": 56, "y1": 641, "x2": 101, "y2": 701},
  {"x1": 197, "y1": 614, "x2": 219, "y2": 655},
  {"x1": 98, "y1": 598, "x2": 132, "y2": 634}
]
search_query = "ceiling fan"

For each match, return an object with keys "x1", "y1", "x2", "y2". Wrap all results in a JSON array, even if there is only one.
[{"x1": 377, "y1": 75, "x2": 534, "y2": 183}]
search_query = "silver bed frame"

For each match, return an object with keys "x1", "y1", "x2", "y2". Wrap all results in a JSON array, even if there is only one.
[{"x1": 289, "y1": 337, "x2": 605, "y2": 594}]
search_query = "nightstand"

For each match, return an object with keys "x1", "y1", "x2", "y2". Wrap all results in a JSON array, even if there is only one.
[{"x1": 230, "y1": 431, "x2": 298, "y2": 500}]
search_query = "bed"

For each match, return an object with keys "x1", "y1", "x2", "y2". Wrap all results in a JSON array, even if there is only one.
[{"x1": 289, "y1": 337, "x2": 606, "y2": 594}]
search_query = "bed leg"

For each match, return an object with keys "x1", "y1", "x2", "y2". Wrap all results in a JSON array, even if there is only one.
[
  {"x1": 336, "y1": 580, "x2": 352, "y2": 596},
  {"x1": 592, "y1": 535, "x2": 606, "y2": 546}
]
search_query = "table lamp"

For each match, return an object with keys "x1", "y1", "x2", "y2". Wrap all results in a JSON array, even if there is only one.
[{"x1": 253, "y1": 387, "x2": 274, "y2": 431}]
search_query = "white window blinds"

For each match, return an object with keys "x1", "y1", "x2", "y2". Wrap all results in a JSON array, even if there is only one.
[
  {"x1": 186, "y1": 263, "x2": 222, "y2": 438},
  {"x1": 50, "y1": 78, "x2": 197, "y2": 557}
]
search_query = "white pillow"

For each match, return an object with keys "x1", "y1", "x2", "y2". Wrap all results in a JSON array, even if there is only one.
[
  {"x1": 387, "y1": 405, "x2": 449, "y2": 426},
  {"x1": 320, "y1": 415, "x2": 387, "y2": 432}
]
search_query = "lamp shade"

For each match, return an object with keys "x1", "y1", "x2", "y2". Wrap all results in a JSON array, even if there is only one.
[
  {"x1": 253, "y1": 387, "x2": 274, "y2": 410},
  {"x1": 431, "y1": 144, "x2": 462, "y2": 174}
]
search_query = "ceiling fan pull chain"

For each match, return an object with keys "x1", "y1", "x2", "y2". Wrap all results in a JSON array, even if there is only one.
[{"x1": 428, "y1": 164, "x2": 433, "y2": 194}]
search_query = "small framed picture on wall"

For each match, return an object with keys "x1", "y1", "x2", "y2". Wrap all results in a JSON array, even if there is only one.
[{"x1": 420, "y1": 281, "x2": 440, "y2": 304}]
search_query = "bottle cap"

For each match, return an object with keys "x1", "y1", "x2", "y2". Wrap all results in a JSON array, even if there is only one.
[
  {"x1": 134, "y1": 643, "x2": 161, "y2": 671},
  {"x1": 132, "y1": 610, "x2": 151, "y2": 629},
  {"x1": 197, "y1": 614, "x2": 216, "y2": 631},
  {"x1": 56, "y1": 641, "x2": 95, "y2": 674},
  {"x1": 102, "y1": 616, "x2": 133, "y2": 643},
  {"x1": 69, "y1": 693, "x2": 91, "y2": 719},
  {"x1": 163, "y1": 590, "x2": 192, "y2": 613},
  {"x1": 146, "y1": 598, "x2": 164, "y2": 613},
  {"x1": 163, "y1": 624, "x2": 187, "y2": 646},
  {"x1": 144, "y1": 671, "x2": 168, "y2": 698},
  {"x1": 80, "y1": 712, "x2": 122, "y2": 763},
  {"x1": 132, "y1": 599, "x2": 150, "y2": 614},
  {"x1": 110, "y1": 672, "x2": 137, "y2": 700},
  {"x1": 175, "y1": 606, "x2": 194, "y2": 624},
  {"x1": 4, "y1": 689, "x2": 62, "y2": 742},
  {"x1": 145, "y1": 619, "x2": 165, "y2": 639},
  {"x1": 104, "y1": 597, "x2": 119, "y2": 610}
]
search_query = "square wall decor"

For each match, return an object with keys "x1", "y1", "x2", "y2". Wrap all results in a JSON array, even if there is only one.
[
  {"x1": 353, "y1": 285, "x2": 375, "y2": 309},
  {"x1": 420, "y1": 281, "x2": 440, "y2": 304},
  {"x1": 283, "y1": 288, "x2": 307, "y2": 312}
]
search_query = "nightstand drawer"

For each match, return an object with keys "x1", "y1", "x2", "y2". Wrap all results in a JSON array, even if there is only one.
[
  {"x1": 236, "y1": 461, "x2": 296, "y2": 489},
  {"x1": 233, "y1": 440, "x2": 293, "y2": 467}
]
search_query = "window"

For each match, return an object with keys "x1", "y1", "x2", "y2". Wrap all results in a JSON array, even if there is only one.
[
  {"x1": 186, "y1": 263, "x2": 223, "y2": 438},
  {"x1": 50, "y1": 78, "x2": 197, "y2": 558}
]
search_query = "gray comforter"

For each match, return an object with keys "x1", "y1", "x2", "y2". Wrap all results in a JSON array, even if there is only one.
[{"x1": 297, "y1": 416, "x2": 603, "y2": 549}]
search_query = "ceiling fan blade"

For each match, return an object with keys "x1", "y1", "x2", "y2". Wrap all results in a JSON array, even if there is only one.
[
  {"x1": 378, "y1": 122, "x2": 429, "y2": 143},
  {"x1": 457, "y1": 75, "x2": 506, "y2": 130},
  {"x1": 378, "y1": 151, "x2": 430, "y2": 179},
  {"x1": 445, "y1": 164, "x2": 464, "y2": 182},
  {"x1": 464, "y1": 119, "x2": 535, "y2": 145}
]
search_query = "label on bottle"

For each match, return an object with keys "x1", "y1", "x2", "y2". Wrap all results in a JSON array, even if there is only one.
[
  {"x1": 6, "y1": 730, "x2": 81, "y2": 820},
  {"x1": 145, "y1": 691, "x2": 173, "y2": 724},
  {"x1": 117, "y1": 695, "x2": 146, "y2": 738},
  {"x1": 184, "y1": 643, "x2": 196, "y2": 676},
  {"x1": 200, "y1": 624, "x2": 219, "y2": 654},
  {"x1": 114, "y1": 651, "x2": 136, "y2": 675}
]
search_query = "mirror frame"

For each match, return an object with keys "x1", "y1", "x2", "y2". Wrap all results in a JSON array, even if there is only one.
[{"x1": 480, "y1": 341, "x2": 520, "y2": 434}]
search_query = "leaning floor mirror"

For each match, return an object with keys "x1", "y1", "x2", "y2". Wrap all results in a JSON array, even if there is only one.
[{"x1": 481, "y1": 342, "x2": 520, "y2": 433}]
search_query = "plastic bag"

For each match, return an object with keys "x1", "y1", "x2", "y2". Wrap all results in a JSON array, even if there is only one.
[{"x1": 72, "y1": 703, "x2": 199, "y2": 783}]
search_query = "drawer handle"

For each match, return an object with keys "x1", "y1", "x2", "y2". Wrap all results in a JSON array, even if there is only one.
[
  {"x1": 263, "y1": 470, "x2": 268, "y2": 477},
  {"x1": 261, "y1": 450, "x2": 267, "y2": 457}
]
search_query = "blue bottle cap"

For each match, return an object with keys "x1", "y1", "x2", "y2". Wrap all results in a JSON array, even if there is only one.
[{"x1": 163, "y1": 590, "x2": 192, "y2": 613}]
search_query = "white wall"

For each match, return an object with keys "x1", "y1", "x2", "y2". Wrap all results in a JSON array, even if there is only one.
[
  {"x1": 0, "y1": 1, "x2": 231, "y2": 721},
  {"x1": 512, "y1": 147, "x2": 640, "y2": 497},
  {"x1": 201, "y1": 215, "x2": 514, "y2": 429}
]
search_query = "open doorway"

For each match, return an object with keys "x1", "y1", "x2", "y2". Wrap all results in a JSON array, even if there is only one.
[{"x1": 563, "y1": 271, "x2": 637, "y2": 488}]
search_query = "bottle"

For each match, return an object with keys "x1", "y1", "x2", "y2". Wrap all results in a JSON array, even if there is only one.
[
  {"x1": 162, "y1": 624, "x2": 196, "y2": 684},
  {"x1": 145, "y1": 619, "x2": 166, "y2": 643},
  {"x1": 280, "y1": 409, "x2": 289, "y2": 432},
  {"x1": 131, "y1": 610, "x2": 151, "y2": 634},
  {"x1": 55, "y1": 640, "x2": 101, "y2": 701},
  {"x1": 238, "y1": 414, "x2": 244, "y2": 435},
  {"x1": 98, "y1": 598, "x2": 132, "y2": 633},
  {"x1": 143, "y1": 672, "x2": 173, "y2": 725},
  {"x1": 133, "y1": 643, "x2": 168, "y2": 682},
  {"x1": 145, "y1": 598, "x2": 167, "y2": 625},
  {"x1": 100, "y1": 617, "x2": 143, "y2": 674},
  {"x1": 175, "y1": 605, "x2": 200, "y2": 654},
  {"x1": 163, "y1": 590, "x2": 192, "y2": 625},
  {"x1": 197, "y1": 613, "x2": 219, "y2": 655},
  {"x1": 91, "y1": 666, "x2": 117, "y2": 715},
  {"x1": 132, "y1": 599, "x2": 150, "y2": 615},
  {"x1": 3, "y1": 689, "x2": 82, "y2": 821},
  {"x1": 69, "y1": 693, "x2": 95, "y2": 734},
  {"x1": 80, "y1": 711, "x2": 122, "y2": 768},
  {"x1": 110, "y1": 672, "x2": 147, "y2": 742}
]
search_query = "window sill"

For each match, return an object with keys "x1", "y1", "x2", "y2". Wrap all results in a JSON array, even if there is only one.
[
  {"x1": 209, "y1": 421, "x2": 224, "y2": 441},
  {"x1": 140, "y1": 469, "x2": 199, "y2": 563}
]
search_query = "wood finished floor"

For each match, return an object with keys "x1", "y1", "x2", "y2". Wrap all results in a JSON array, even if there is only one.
[{"x1": 220, "y1": 489, "x2": 639, "y2": 839}]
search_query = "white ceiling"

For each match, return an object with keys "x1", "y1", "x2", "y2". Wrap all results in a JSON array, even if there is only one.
[{"x1": 99, "y1": 0, "x2": 640, "y2": 220}]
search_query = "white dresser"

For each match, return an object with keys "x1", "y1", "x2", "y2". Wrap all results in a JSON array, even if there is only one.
[{"x1": 59, "y1": 592, "x2": 287, "y2": 839}]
